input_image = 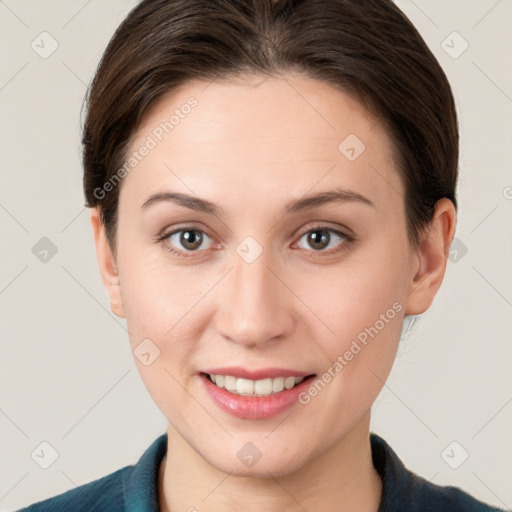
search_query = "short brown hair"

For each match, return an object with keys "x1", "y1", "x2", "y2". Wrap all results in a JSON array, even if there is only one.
[{"x1": 82, "y1": 0, "x2": 458, "y2": 254}]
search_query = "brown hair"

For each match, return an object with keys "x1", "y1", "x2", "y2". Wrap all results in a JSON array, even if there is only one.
[{"x1": 81, "y1": 0, "x2": 458, "y2": 255}]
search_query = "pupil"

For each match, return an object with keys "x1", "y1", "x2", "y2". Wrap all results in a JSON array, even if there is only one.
[
  {"x1": 309, "y1": 230, "x2": 329, "y2": 250},
  {"x1": 181, "y1": 230, "x2": 202, "y2": 250}
]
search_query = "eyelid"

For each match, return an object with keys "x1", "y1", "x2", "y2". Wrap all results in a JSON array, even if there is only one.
[
  {"x1": 293, "y1": 221, "x2": 354, "y2": 239},
  {"x1": 155, "y1": 221, "x2": 212, "y2": 239}
]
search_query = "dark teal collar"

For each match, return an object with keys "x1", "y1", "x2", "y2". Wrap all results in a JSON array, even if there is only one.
[{"x1": 123, "y1": 432, "x2": 167, "y2": 511}]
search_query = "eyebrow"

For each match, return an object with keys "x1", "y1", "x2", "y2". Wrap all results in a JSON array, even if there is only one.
[{"x1": 140, "y1": 187, "x2": 375, "y2": 215}]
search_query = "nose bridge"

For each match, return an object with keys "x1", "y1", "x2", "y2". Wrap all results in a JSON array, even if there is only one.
[{"x1": 215, "y1": 240, "x2": 293, "y2": 347}]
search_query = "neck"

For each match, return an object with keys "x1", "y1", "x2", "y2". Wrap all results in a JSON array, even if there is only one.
[{"x1": 158, "y1": 413, "x2": 382, "y2": 512}]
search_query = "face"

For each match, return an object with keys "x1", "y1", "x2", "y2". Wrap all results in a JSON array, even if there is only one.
[{"x1": 92, "y1": 74, "x2": 441, "y2": 477}]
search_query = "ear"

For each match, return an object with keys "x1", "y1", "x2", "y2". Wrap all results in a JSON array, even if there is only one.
[
  {"x1": 404, "y1": 198, "x2": 457, "y2": 315},
  {"x1": 89, "y1": 207, "x2": 126, "y2": 318}
]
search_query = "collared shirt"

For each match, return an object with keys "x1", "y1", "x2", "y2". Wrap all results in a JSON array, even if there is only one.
[{"x1": 17, "y1": 432, "x2": 507, "y2": 511}]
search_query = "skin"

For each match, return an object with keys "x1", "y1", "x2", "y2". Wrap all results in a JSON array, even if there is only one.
[{"x1": 90, "y1": 74, "x2": 456, "y2": 512}]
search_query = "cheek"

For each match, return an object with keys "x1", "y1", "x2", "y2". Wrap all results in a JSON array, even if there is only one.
[
  {"x1": 294, "y1": 264, "x2": 406, "y2": 434},
  {"x1": 291, "y1": 237, "x2": 409, "y2": 410},
  {"x1": 117, "y1": 254, "x2": 214, "y2": 407},
  {"x1": 117, "y1": 259, "x2": 205, "y2": 420},
  {"x1": 118, "y1": 244, "x2": 207, "y2": 340},
  {"x1": 295, "y1": 243, "x2": 407, "y2": 343}
]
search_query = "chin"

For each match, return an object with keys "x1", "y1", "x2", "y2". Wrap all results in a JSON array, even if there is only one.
[{"x1": 201, "y1": 436, "x2": 313, "y2": 479}]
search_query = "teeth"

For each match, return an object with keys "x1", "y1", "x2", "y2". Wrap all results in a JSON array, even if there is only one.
[
  {"x1": 272, "y1": 377, "x2": 284, "y2": 393},
  {"x1": 207, "y1": 374, "x2": 306, "y2": 396},
  {"x1": 236, "y1": 378, "x2": 254, "y2": 395},
  {"x1": 224, "y1": 375, "x2": 237, "y2": 392}
]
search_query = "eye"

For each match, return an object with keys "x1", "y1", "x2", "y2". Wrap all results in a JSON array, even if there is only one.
[
  {"x1": 159, "y1": 226, "x2": 216, "y2": 256},
  {"x1": 157, "y1": 224, "x2": 353, "y2": 259},
  {"x1": 294, "y1": 226, "x2": 352, "y2": 254}
]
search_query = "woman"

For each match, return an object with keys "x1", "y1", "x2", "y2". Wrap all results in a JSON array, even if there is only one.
[{"x1": 18, "y1": 0, "x2": 507, "y2": 510}]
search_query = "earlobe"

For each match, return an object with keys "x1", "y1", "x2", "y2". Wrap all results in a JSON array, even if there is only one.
[
  {"x1": 404, "y1": 198, "x2": 457, "y2": 315},
  {"x1": 89, "y1": 208, "x2": 126, "y2": 318}
]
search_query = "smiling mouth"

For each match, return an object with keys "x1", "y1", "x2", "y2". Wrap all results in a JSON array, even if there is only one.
[{"x1": 201, "y1": 372, "x2": 316, "y2": 397}]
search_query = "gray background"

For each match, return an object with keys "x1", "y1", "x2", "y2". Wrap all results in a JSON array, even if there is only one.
[{"x1": 0, "y1": 0, "x2": 511, "y2": 510}]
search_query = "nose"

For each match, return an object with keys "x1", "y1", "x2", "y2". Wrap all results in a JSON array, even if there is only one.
[{"x1": 214, "y1": 246, "x2": 295, "y2": 349}]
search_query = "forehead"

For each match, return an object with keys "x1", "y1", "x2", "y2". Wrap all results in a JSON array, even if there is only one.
[{"x1": 119, "y1": 74, "x2": 403, "y2": 214}]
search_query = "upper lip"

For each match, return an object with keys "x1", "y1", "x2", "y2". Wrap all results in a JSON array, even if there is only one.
[{"x1": 201, "y1": 367, "x2": 314, "y2": 380}]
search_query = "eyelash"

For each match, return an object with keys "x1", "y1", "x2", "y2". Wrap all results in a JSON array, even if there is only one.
[{"x1": 156, "y1": 224, "x2": 355, "y2": 259}]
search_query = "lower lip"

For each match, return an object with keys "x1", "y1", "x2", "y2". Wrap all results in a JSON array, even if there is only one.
[{"x1": 200, "y1": 373, "x2": 316, "y2": 420}]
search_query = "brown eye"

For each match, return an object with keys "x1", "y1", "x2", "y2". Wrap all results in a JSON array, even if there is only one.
[
  {"x1": 307, "y1": 229, "x2": 330, "y2": 250},
  {"x1": 179, "y1": 229, "x2": 203, "y2": 250},
  {"x1": 295, "y1": 227, "x2": 349, "y2": 253},
  {"x1": 163, "y1": 228, "x2": 214, "y2": 254}
]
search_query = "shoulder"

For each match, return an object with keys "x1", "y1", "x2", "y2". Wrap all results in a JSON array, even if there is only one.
[
  {"x1": 370, "y1": 433, "x2": 508, "y2": 512},
  {"x1": 16, "y1": 432, "x2": 168, "y2": 512},
  {"x1": 15, "y1": 465, "x2": 130, "y2": 511},
  {"x1": 406, "y1": 473, "x2": 507, "y2": 511}
]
